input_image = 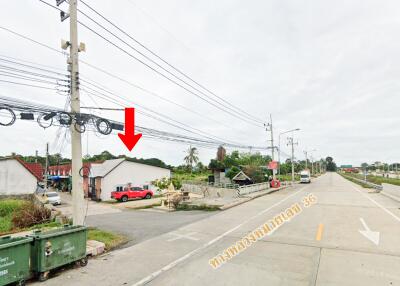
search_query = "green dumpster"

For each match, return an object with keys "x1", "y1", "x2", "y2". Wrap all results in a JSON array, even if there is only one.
[
  {"x1": 0, "y1": 236, "x2": 33, "y2": 286},
  {"x1": 29, "y1": 225, "x2": 88, "y2": 281}
]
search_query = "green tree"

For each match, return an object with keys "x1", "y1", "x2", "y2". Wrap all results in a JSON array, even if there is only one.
[
  {"x1": 184, "y1": 146, "x2": 199, "y2": 172},
  {"x1": 326, "y1": 156, "x2": 337, "y2": 171},
  {"x1": 225, "y1": 166, "x2": 241, "y2": 180}
]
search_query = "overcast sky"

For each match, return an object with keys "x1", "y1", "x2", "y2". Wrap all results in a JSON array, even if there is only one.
[{"x1": 1, "y1": 0, "x2": 399, "y2": 166}]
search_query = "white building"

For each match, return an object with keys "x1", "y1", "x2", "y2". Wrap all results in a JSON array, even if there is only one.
[
  {"x1": 0, "y1": 157, "x2": 43, "y2": 196},
  {"x1": 89, "y1": 158, "x2": 171, "y2": 201}
]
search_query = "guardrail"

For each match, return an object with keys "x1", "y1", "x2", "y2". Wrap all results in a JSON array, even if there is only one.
[{"x1": 342, "y1": 175, "x2": 382, "y2": 190}]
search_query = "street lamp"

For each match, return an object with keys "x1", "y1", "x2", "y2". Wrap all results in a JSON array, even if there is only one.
[{"x1": 278, "y1": 128, "x2": 300, "y2": 180}]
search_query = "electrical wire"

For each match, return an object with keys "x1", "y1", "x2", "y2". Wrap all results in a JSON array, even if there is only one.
[
  {"x1": 79, "y1": 79, "x2": 247, "y2": 146},
  {"x1": 77, "y1": 20, "x2": 263, "y2": 128},
  {"x1": 77, "y1": 4, "x2": 264, "y2": 125},
  {"x1": 32, "y1": 0, "x2": 265, "y2": 127},
  {"x1": 0, "y1": 96, "x2": 269, "y2": 151},
  {"x1": 80, "y1": 0, "x2": 265, "y2": 124},
  {"x1": 0, "y1": 25, "x2": 257, "y2": 132},
  {"x1": 0, "y1": 79, "x2": 60, "y2": 91}
]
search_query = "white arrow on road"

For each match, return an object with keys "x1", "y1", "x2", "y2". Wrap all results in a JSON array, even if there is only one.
[{"x1": 359, "y1": 218, "x2": 380, "y2": 245}]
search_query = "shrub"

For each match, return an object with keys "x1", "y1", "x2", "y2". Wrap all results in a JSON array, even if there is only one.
[
  {"x1": 12, "y1": 202, "x2": 51, "y2": 229},
  {"x1": 170, "y1": 194, "x2": 183, "y2": 209}
]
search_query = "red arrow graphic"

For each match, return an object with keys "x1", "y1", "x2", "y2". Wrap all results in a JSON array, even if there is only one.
[{"x1": 118, "y1": 108, "x2": 142, "y2": 151}]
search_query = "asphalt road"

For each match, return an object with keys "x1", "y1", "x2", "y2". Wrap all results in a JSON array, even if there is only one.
[
  {"x1": 37, "y1": 173, "x2": 400, "y2": 286},
  {"x1": 86, "y1": 209, "x2": 216, "y2": 247}
]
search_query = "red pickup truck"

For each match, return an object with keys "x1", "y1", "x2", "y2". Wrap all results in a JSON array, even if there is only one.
[{"x1": 111, "y1": 186, "x2": 153, "y2": 202}]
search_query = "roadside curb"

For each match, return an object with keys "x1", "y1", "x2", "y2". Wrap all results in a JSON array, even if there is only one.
[{"x1": 219, "y1": 185, "x2": 289, "y2": 211}]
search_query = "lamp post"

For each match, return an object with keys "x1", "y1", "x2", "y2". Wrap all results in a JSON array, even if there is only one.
[{"x1": 278, "y1": 128, "x2": 300, "y2": 180}]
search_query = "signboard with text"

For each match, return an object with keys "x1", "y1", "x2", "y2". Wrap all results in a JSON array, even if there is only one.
[{"x1": 268, "y1": 161, "x2": 278, "y2": 170}]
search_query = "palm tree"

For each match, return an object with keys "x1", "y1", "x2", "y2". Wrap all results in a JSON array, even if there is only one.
[{"x1": 184, "y1": 146, "x2": 199, "y2": 173}]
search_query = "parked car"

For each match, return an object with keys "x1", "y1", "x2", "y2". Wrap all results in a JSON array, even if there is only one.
[
  {"x1": 300, "y1": 170, "x2": 311, "y2": 183},
  {"x1": 111, "y1": 186, "x2": 153, "y2": 202},
  {"x1": 44, "y1": 191, "x2": 61, "y2": 205}
]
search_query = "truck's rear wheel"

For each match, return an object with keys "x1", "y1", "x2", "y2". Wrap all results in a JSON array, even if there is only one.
[
  {"x1": 145, "y1": 193, "x2": 152, "y2": 199},
  {"x1": 121, "y1": 196, "x2": 128, "y2": 202}
]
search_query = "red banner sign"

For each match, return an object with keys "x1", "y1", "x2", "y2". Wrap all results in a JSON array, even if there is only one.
[{"x1": 268, "y1": 161, "x2": 278, "y2": 170}]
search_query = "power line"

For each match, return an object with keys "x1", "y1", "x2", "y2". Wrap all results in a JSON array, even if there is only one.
[
  {"x1": 79, "y1": 78, "x2": 247, "y2": 145},
  {"x1": 79, "y1": 85, "x2": 237, "y2": 145},
  {"x1": 1, "y1": 24, "x2": 268, "y2": 148},
  {"x1": 0, "y1": 26, "x2": 66, "y2": 56},
  {"x1": 32, "y1": 0, "x2": 264, "y2": 127},
  {"x1": 0, "y1": 50, "x2": 247, "y2": 145},
  {"x1": 0, "y1": 79, "x2": 61, "y2": 91},
  {"x1": 0, "y1": 56, "x2": 69, "y2": 77},
  {"x1": 0, "y1": 25, "x2": 254, "y2": 132},
  {"x1": 0, "y1": 96, "x2": 269, "y2": 150},
  {"x1": 79, "y1": 0, "x2": 265, "y2": 124},
  {"x1": 77, "y1": 20, "x2": 263, "y2": 128}
]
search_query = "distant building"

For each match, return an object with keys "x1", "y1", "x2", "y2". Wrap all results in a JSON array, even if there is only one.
[
  {"x1": 48, "y1": 158, "x2": 171, "y2": 201},
  {"x1": 90, "y1": 158, "x2": 171, "y2": 201},
  {"x1": 48, "y1": 162, "x2": 92, "y2": 194},
  {"x1": 0, "y1": 157, "x2": 43, "y2": 196},
  {"x1": 232, "y1": 170, "x2": 253, "y2": 186}
]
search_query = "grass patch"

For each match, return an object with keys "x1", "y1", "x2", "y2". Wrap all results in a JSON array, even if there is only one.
[
  {"x1": 0, "y1": 199, "x2": 25, "y2": 217},
  {"x1": 278, "y1": 174, "x2": 300, "y2": 182},
  {"x1": 88, "y1": 228, "x2": 128, "y2": 250},
  {"x1": 339, "y1": 173, "x2": 373, "y2": 188},
  {"x1": 28, "y1": 221, "x2": 62, "y2": 231},
  {"x1": 0, "y1": 215, "x2": 13, "y2": 234},
  {"x1": 0, "y1": 199, "x2": 26, "y2": 234},
  {"x1": 173, "y1": 172, "x2": 210, "y2": 183},
  {"x1": 0, "y1": 199, "x2": 62, "y2": 235},
  {"x1": 176, "y1": 203, "x2": 221, "y2": 211},
  {"x1": 126, "y1": 202, "x2": 162, "y2": 210},
  {"x1": 341, "y1": 172, "x2": 400, "y2": 186}
]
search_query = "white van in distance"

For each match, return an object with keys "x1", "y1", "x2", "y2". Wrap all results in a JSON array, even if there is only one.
[{"x1": 300, "y1": 170, "x2": 311, "y2": 183}]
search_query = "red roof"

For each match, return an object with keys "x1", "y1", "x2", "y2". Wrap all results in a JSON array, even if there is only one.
[
  {"x1": 14, "y1": 157, "x2": 43, "y2": 181},
  {"x1": 48, "y1": 162, "x2": 92, "y2": 177}
]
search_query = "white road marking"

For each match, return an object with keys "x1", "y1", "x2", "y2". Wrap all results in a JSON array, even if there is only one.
[
  {"x1": 351, "y1": 185, "x2": 400, "y2": 223},
  {"x1": 359, "y1": 218, "x2": 380, "y2": 245},
  {"x1": 131, "y1": 185, "x2": 309, "y2": 286},
  {"x1": 167, "y1": 232, "x2": 199, "y2": 242}
]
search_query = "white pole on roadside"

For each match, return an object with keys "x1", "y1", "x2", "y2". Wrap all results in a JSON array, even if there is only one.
[
  {"x1": 288, "y1": 137, "x2": 298, "y2": 183},
  {"x1": 69, "y1": 0, "x2": 85, "y2": 225},
  {"x1": 278, "y1": 128, "x2": 300, "y2": 180},
  {"x1": 45, "y1": 142, "x2": 49, "y2": 192}
]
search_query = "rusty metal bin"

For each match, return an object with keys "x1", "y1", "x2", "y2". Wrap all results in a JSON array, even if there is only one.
[
  {"x1": 0, "y1": 236, "x2": 33, "y2": 286},
  {"x1": 29, "y1": 225, "x2": 87, "y2": 282}
]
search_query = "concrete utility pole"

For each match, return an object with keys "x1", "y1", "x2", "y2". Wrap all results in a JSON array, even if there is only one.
[
  {"x1": 69, "y1": 0, "x2": 85, "y2": 225},
  {"x1": 265, "y1": 114, "x2": 276, "y2": 180},
  {"x1": 278, "y1": 128, "x2": 300, "y2": 179},
  {"x1": 311, "y1": 156, "x2": 314, "y2": 175},
  {"x1": 44, "y1": 143, "x2": 49, "y2": 190},
  {"x1": 287, "y1": 137, "x2": 298, "y2": 183},
  {"x1": 304, "y1": 150, "x2": 308, "y2": 170}
]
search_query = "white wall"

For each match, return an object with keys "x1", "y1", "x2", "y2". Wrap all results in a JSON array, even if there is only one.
[
  {"x1": 100, "y1": 161, "x2": 171, "y2": 201},
  {"x1": 0, "y1": 159, "x2": 37, "y2": 195}
]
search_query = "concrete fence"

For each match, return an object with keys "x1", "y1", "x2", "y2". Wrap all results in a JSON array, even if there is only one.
[
  {"x1": 381, "y1": 183, "x2": 400, "y2": 202},
  {"x1": 182, "y1": 181, "x2": 271, "y2": 199},
  {"x1": 237, "y1": 182, "x2": 270, "y2": 196},
  {"x1": 182, "y1": 183, "x2": 238, "y2": 199}
]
